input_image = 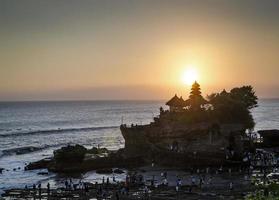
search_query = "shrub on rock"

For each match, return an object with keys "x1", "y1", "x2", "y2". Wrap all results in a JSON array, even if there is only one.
[{"x1": 54, "y1": 145, "x2": 87, "y2": 163}]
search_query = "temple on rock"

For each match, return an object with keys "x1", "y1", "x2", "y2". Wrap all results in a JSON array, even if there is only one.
[
  {"x1": 166, "y1": 81, "x2": 208, "y2": 112},
  {"x1": 121, "y1": 81, "x2": 256, "y2": 167}
]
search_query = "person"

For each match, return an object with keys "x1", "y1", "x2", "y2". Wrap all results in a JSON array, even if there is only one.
[
  {"x1": 191, "y1": 176, "x2": 196, "y2": 186},
  {"x1": 164, "y1": 172, "x2": 167, "y2": 178},
  {"x1": 207, "y1": 176, "x2": 212, "y2": 185},
  {"x1": 178, "y1": 178, "x2": 182, "y2": 187},
  {"x1": 47, "y1": 182, "x2": 50, "y2": 194},
  {"x1": 38, "y1": 183, "x2": 41, "y2": 197},
  {"x1": 163, "y1": 178, "x2": 168, "y2": 186},
  {"x1": 219, "y1": 166, "x2": 223, "y2": 173},
  {"x1": 151, "y1": 179, "x2": 154, "y2": 187},
  {"x1": 70, "y1": 178, "x2": 73, "y2": 190},
  {"x1": 229, "y1": 182, "x2": 233, "y2": 190},
  {"x1": 65, "y1": 180, "x2": 69, "y2": 189},
  {"x1": 102, "y1": 176, "x2": 105, "y2": 184},
  {"x1": 121, "y1": 186, "x2": 126, "y2": 195},
  {"x1": 144, "y1": 186, "x2": 149, "y2": 200},
  {"x1": 97, "y1": 184, "x2": 103, "y2": 196},
  {"x1": 189, "y1": 184, "x2": 192, "y2": 193},
  {"x1": 107, "y1": 177, "x2": 109, "y2": 185},
  {"x1": 113, "y1": 174, "x2": 116, "y2": 182},
  {"x1": 175, "y1": 185, "x2": 179, "y2": 193},
  {"x1": 199, "y1": 176, "x2": 203, "y2": 188}
]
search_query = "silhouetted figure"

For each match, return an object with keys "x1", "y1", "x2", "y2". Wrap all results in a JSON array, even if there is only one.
[
  {"x1": 199, "y1": 177, "x2": 203, "y2": 188},
  {"x1": 38, "y1": 183, "x2": 41, "y2": 197},
  {"x1": 65, "y1": 180, "x2": 68, "y2": 189},
  {"x1": 47, "y1": 182, "x2": 50, "y2": 194},
  {"x1": 229, "y1": 182, "x2": 233, "y2": 190},
  {"x1": 107, "y1": 177, "x2": 109, "y2": 185}
]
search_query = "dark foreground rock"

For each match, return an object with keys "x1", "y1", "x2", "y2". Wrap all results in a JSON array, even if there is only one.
[
  {"x1": 25, "y1": 158, "x2": 52, "y2": 170},
  {"x1": 96, "y1": 168, "x2": 113, "y2": 174},
  {"x1": 113, "y1": 168, "x2": 125, "y2": 174},
  {"x1": 25, "y1": 145, "x2": 145, "y2": 173}
]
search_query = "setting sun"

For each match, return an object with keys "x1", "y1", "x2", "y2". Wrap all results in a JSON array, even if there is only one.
[{"x1": 181, "y1": 68, "x2": 198, "y2": 86}]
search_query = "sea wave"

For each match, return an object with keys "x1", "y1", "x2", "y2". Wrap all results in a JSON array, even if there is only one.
[
  {"x1": 0, "y1": 126, "x2": 119, "y2": 138},
  {"x1": 1, "y1": 146, "x2": 45, "y2": 156},
  {"x1": 1, "y1": 142, "x2": 92, "y2": 157}
]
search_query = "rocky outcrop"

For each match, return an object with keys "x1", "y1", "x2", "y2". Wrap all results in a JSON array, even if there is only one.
[
  {"x1": 25, "y1": 158, "x2": 52, "y2": 170},
  {"x1": 121, "y1": 122, "x2": 246, "y2": 165},
  {"x1": 25, "y1": 145, "x2": 145, "y2": 173}
]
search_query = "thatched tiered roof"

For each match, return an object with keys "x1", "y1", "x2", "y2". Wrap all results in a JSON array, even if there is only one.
[{"x1": 166, "y1": 94, "x2": 186, "y2": 107}]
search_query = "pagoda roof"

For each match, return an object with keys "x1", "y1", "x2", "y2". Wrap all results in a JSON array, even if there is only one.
[
  {"x1": 185, "y1": 96, "x2": 208, "y2": 106},
  {"x1": 166, "y1": 94, "x2": 186, "y2": 107}
]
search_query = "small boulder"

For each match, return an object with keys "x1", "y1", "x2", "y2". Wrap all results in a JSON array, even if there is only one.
[
  {"x1": 113, "y1": 168, "x2": 125, "y2": 174},
  {"x1": 87, "y1": 147, "x2": 109, "y2": 155},
  {"x1": 96, "y1": 168, "x2": 113, "y2": 174}
]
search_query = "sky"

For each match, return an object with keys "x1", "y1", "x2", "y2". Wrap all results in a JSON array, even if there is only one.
[{"x1": 1, "y1": 0, "x2": 279, "y2": 101}]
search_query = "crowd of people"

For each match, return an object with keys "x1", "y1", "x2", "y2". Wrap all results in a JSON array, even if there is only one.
[{"x1": 21, "y1": 148, "x2": 278, "y2": 200}]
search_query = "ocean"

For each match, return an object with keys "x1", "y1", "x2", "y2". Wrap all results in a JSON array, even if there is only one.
[{"x1": 0, "y1": 99, "x2": 278, "y2": 193}]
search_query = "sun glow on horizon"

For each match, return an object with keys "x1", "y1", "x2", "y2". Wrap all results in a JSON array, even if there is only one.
[{"x1": 181, "y1": 67, "x2": 198, "y2": 86}]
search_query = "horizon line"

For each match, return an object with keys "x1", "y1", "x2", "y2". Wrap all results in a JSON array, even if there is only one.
[{"x1": 0, "y1": 97, "x2": 278, "y2": 103}]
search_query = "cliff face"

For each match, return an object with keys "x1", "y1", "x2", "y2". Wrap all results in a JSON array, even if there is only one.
[{"x1": 121, "y1": 122, "x2": 246, "y2": 165}]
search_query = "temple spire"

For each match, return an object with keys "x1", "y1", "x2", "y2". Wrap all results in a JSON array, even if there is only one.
[{"x1": 186, "y1": 81, "x2": 207, "y2": 110}]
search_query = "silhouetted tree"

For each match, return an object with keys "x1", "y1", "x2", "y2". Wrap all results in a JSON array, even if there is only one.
[
  {"x1": 230, "y1": 86, "x2": 258, "y2": 109},
  {"x1": 207, "y1": 85, "x2": 257, "y2": 129}
]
